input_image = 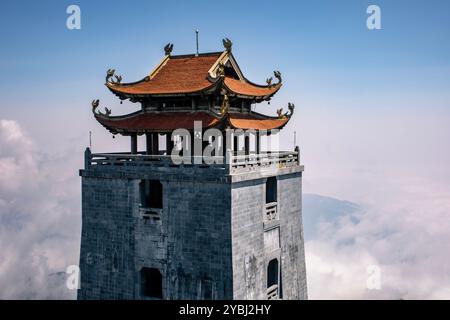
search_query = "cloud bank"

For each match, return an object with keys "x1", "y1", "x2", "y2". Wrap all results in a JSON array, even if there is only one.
[
  {"x1": 1, "y1": 118, "x2": 450, "y2": 300},
  {"x1": 304, "y1": 186, "x2": 450, "y2": 299},
  {"x1": 0, "y1": 120, "x2": 80, "y2": 299}
]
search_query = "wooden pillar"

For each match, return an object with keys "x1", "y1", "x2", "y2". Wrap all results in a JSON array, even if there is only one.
[
  {"x1": 152, "y1": 133, "x2": 159, "y2": 155},
  {"x1": 244, "y1": 134, "x2": 250, "y2": 156},
  {"x1": 233, "y1": 135, "x2": 238, "y2": 156},
  {"x1": 146, "y1": 133, "x2": 152, "y2": 155},
  {"x1": 131, "y1": 134, "x2": 138, "y2": 154},
  {"x1": 256, "y1": 131, "x2": 260, "y2": 154}
]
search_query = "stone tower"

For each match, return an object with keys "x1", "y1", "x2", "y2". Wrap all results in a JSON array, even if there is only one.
[{"x1": 78, "y1": 39, "x2": 307, "y2": 300}]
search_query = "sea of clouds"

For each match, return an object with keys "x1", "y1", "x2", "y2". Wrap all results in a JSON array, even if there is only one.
[
  {"x1": 0, "y1": 120, "x2": 80, "y2": 299},
  {"x1": 1, "y1": 118, "x2": 450, "y2": 299}
]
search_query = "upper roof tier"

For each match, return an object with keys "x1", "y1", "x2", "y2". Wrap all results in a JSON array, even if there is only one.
[{"x1": 105, "y1": 43, "x2": 282, "y2": 101}]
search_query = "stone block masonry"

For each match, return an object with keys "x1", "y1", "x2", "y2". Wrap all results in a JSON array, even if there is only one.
[{"x1": 78, "y1": 163, "x2": 306, "y2": 300}]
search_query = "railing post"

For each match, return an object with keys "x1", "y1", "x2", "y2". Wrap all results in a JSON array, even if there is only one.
[
  {"x1": 295, "y1": 145, "x2": 300, "y2": 165},
  {"x1": 84, "y1": 147, "x2": 91, "y2": 169}
]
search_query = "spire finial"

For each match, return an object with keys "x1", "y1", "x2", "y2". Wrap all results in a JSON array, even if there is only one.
[{"x1": 195, "y1": 29, "x2": 199, "y2": 56}]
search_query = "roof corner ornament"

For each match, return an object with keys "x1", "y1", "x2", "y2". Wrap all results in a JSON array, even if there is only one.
[
  {"x1": 277, "y1": 102, "x2": 295, "y2": 119},
  {"x1": 266, "y1": 77, "x2": 273, "y2": 87},
  {"x1": 91, "y1": 99, "x2": 111, "y2": 117},
  {"x1": 222, "y1": 38, "x2": 232, "y2": 53},
  {"x1": 273, "y1": 70, "x2": 282, "y2": 84},
  {"x1": 220, "y1": 94, "x2": 230, "y2": 115},
  {"x1": 164, "y1": 43, "x2": 174, "y2": 56},
  {"x1": 106, "y1": 69, "x2": 122, "y2": 84}
]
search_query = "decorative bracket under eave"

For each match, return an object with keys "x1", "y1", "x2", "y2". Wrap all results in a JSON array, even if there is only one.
[
  {"x1": 91, "y1": 99, "x2": 111, "y2": 117},
  {"x1": 220, "y1": 94, "x2": 230, "y2": 115},
  {"x1": 277, "y1": 102, "x2": 295, "y2": 119}
]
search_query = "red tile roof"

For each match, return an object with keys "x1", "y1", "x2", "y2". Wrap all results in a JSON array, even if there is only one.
[
  {"x1": 227, "y1": 113, "x2": 289, "y2": 130},
  {"x1": 95, "y1": 111, "x2": 290, "y2": 133},
  {"x1": 224, "y1": 78, "x2": 281, "y2": 97},
  {"x1": 107, "y1": 53, "x2": 221, "y2": 95},
  {"x1": 96, "y1": 111, "x2": 220, "y2": 133},
  {"x1": 106, "y1": 52, "x2": 281, "y2": 99}
]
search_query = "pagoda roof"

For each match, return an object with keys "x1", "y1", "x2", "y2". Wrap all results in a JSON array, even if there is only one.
[
  {"x1": 105, "y1": 48, "x2": 281, "y2": 100},
  {"x1": 106, "y1": 53, "x2": 221, "y2": 96},
  {"x1": 94, "y1": 110, "x2": 291, "y2": 135}
]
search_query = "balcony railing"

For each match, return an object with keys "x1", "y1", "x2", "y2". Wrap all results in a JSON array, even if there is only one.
[
  {"x1": 265, "y1": 202, "x2": 278, "y2": 222},
  {"x1": 84, "y1": 148, "x2": 300, "y2": 174},
  {"x1": 267, "y1": 284, "x2": 279, "y2": 300}
]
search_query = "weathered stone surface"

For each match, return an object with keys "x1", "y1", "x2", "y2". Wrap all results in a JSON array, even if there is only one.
[{"x1": 78, "y1": 164, "x2": 307, "y2": 300}]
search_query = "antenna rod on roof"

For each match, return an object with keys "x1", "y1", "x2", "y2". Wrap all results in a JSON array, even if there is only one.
[{"x1": 195, "y1": 29, "x2": 199, "y2": 56}]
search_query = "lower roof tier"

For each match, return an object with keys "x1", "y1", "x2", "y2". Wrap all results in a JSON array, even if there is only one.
[{"x1": 95, "y1": 110, "x2": 291, "y2": 135}]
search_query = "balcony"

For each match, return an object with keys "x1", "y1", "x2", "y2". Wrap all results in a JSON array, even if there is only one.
[
  {"x1": 265, "y1": 202, "x2": 278, "y2": 222},
  {"x1": 84, "y1": 148, "x2": 300, "y2": 175}
]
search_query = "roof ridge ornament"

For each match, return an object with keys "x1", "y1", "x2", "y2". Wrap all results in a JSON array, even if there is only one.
[
  {"x1": 164, "y1": 43, "x2": 174, "y2": 56},
  {"x1": 273, "y1": 70, "x2": 282, "y2": 84},
  {"x1": 91, "y1": 99, "x2": 111, "y2": 117},
  {"x1": 106, "y1": 69, "x2": 122, "y2": 84},
  {"x1": 222, "y1": 38, "x2": 232, "y2": 53},
  {"x1": 277, "y1": 102, "x2": 295, "y2": 119}
]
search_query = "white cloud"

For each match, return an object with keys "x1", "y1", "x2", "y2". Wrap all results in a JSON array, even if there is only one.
[
  {"x1": 0, "y1": 120, "x2": 80, "y2": 299},
  {"x1": 1, "y1": 116, "x2": 450, "y2": 300},
  {"x1": 304, "y1": 181, "x2": 450, "y2": 299}
]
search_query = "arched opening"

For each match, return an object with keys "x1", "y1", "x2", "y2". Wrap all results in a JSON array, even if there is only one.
[
  {"x1": 141, "y1": 267, "x2": 163, "y2": 299},
  {"x1": 267, "y1": 259, "x2": 279, "y2": 288},
  {"x1": 267, "y1": 258, "x2": 279, "y2": 299}
]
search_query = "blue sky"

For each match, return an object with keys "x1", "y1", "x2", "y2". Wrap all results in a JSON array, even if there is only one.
[
  {"x1": 1, "y1": 0, "x2": 450, "y2": 151},
  {"x1": 1, "y1": 0, "x2": 450, "y2": 299}
]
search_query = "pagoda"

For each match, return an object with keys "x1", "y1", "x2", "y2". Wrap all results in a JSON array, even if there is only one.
[{"x1": 78, "y1": 39, "x2": 307, "y2": 300}]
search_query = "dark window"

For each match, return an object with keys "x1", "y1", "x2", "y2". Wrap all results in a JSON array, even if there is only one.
[
  {"x1": 141, "y1": 267, "x2": 163, "y2": 299},
  {"x1": 267, "y1": 259, "x2": 279, "y2": 288},
  {"x1": 266, "y1": 177, "x2": 277, "y2": 203},
  {"x1": 140, "y1": 180, "x2": 163, "y2": 209}
]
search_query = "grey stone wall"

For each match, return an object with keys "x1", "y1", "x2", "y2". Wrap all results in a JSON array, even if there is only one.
[
  {"x1": 78, "y1": 165, "x2": 306, "y2": 300},
  {"x1": 79, "y1": 166, "x2": 233, "y2": 300},
  {"x1": 230, "y1": 170, "x2": 307, "y2": 300},
  {"x1": 79, "y1": 177, "x2": 136, "y2": 299},
  {"x1": 278, "y1": 172, "x2": 308, "y2": 300}
]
